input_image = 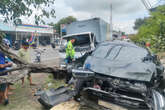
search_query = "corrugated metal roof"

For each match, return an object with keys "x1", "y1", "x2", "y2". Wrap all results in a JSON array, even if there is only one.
[{"x1": 0, "y1": 22, "x2": 15, "y2": 31}]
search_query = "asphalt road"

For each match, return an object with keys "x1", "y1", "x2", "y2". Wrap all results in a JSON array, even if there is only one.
[{"x1": 10, "y1": 46, "x2": 60, "y2": 64}]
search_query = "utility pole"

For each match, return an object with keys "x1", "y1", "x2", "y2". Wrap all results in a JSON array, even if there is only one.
[{"x1": 110, "y1": 3, "x2": 113, "y2": 41}]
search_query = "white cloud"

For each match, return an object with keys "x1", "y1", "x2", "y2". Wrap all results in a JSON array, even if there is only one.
[
  {"x1": 21, "y1": 0, "x2": 157, "y2": 34},
  {"x1": 113, "y1": 20, "x2": 137, "y2": 34},
  {"x1": 61, "y1": 0, "x2": 152, "y2": 33}
]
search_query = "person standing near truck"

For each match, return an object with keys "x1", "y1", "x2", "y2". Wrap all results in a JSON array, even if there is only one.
[
  {"x1": 65, "y1": 39, "x2": 75, "y2": 84},
  {"x1": 65, "y1": 39, "x2": 75, "y2": 64}
]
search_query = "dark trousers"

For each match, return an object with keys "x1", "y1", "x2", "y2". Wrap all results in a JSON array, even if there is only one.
[{"x1": 65, "y1": 56, "x2": 72, "y2": 64}]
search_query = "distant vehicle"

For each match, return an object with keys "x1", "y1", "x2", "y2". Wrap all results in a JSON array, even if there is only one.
[
  {"x1": 123, "y1": 38, "x2": 130, "y2": 42},
  {"x1": 121, "y1": 35, "x2": 130, "y2": 42},
  {"x1": 34, "y1": 48, "x2": 46, "y2": 63}
]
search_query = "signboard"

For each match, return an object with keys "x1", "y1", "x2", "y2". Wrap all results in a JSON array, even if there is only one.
[{"x1": 16, "y1": 24, "x2": 54, "y2": 34}]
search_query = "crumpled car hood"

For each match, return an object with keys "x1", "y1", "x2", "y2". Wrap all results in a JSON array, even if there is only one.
[{"x1": 85, "y1": 56, "x2": 156, "y2": 82}]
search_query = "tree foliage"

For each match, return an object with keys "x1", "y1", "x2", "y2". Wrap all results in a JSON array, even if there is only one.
[
  {"x1": 133, "y1": 18, "x2": 147, "y2": 30},
  {"x1": 49, "y1": 16, "x2": 77, "y2": 35},
  {"x1": 135, "y1": 5, "x2": 165, "y2": 52},
  {"x1": 0, "y1": 0, "x2": 55, "y2": 25},
  {"x1": 0, "y1": 0, "x2": 65, "y2": 83}
]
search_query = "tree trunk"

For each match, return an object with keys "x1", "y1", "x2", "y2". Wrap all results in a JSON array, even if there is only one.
[{"x1": 0, "y1": 38, "x2": 64, "y2": 84}]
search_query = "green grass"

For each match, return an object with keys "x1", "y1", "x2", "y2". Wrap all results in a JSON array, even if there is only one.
[
  {"x1": 0, "y1": 74, "x2": 65, "y2": 110},
  {"x1": 0, "y1": 81, "x2": 43, "y2": 110},
  {"x1": 0, "y1": 74, "x2": 96, "y2": 110},
  {"x1": 44, "y1": 74, "x2": 65, "y2": 89}
]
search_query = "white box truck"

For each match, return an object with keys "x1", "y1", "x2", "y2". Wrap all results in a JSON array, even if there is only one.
[{"x1": 59, "y1": 17, "x2": 110, "y2": 59}]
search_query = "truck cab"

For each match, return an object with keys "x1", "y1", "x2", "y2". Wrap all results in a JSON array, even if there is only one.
[
  {"x1": 58, "y1": 32, "x2": 96, "y2": 69},
  {"x1": 59, "y1": 32, "x2": 95, "y2": 59}
]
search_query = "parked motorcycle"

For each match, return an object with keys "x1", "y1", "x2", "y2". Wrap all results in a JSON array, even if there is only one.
[{"x1": 34, "y1": 48, "x2": 46, "y2": 63}]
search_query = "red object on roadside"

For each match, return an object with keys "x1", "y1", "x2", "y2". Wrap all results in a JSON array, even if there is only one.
[
  {"x1": 122, "y1": 36, "x2": 127, "y2": 39},
  {"x1": 146, "y1": 42, "x2": 151, "y2": 47},
  {"x1": 94, "y1": 84, "x2": 101, "y2": 89}
]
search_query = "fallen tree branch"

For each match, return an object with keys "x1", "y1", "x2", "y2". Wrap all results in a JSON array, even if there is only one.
[
  {"x1": 0, "y1": 66, "x2": 27, "y2": 75},
  {"x1": 0, "y1": 45, "x2": 28, "y2": 65},
  {"x1": 0, "y1": 64, "x2": 60, "y2": 75},
  {"x1": 0, "y1": 70, "x2": 29, "y2": 84},
  {"x1": 0, "y1": 39, "x2": 65, "y2": 84},
  {"x1": 0, "y1": 42, "x2": 60, "y2": 73}
]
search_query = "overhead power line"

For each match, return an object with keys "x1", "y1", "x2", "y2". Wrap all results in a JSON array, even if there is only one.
[
  {"x1": 140, "y1": 0, "x2": 154, "y2": 12},
  {"x1": 145, "y1": 0, "x2": 152, "y2": 8},
  {"x1": 141, "y1": 0, "x2": 150, "y2": 10}
]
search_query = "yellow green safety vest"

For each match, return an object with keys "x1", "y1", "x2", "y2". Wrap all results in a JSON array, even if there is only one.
[{"x1": 65, "y1": 41, "x2": 75, "y2": 59}]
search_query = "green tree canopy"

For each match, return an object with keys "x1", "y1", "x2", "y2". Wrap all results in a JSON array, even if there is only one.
[
  {"x1": 49, "y1": 16, "x2": 77, "y2": 35},
  {"x1": 135, "y1": 5, "x2": 165, "y2": 52},
  {"x1": 0, "y1": 0, "x2": 55, "y2": 25},
  {"x1": 133, "y1": 18, "x2": 147, "y2": 30}
]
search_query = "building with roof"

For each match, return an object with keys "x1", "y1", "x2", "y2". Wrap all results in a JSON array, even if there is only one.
[{"x1": 0, "y1": 22, "x2": 56, "y2": 47}]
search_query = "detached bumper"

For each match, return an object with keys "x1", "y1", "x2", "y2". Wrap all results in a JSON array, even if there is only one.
[{"x1": 38, "y1": 87, "x2": 76, "y2": 108}]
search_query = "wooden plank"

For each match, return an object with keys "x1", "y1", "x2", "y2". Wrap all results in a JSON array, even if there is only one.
[
  {"x1": 50, "y1": 100, "x2": 80, "y2": 110},
  {"x1": 0, "y1": 70, "x2": 29, "y2": 83},
  {"x1": 98, "y1": 100, "x2": 127, "y2": 110}
]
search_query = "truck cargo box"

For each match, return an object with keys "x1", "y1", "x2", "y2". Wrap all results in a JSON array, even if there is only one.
[{"x1": 66, "y1": 18, "x2": 110, "y2": 43}]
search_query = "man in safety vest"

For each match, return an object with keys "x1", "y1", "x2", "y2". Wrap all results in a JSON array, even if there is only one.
[{"x1": 65, "y1": 39, "x2": 75, "y2": 64}]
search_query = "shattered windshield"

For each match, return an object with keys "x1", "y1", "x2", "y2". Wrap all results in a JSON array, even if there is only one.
[
  {"x1": 88, "y1": 43, "x2": 154, "y2": 81},
  {"x1": 92, "y1": 45, "x2": 114, "y2": 58},
  {"x1": 93, "y1": 45, "x2": 148, "y2": 61},
  {"x1": 115, "y1": 46, "x2": 148, "y2": 61},
  {"x1": 63, "y1": 34, "x2": 90, "y2": 46}
]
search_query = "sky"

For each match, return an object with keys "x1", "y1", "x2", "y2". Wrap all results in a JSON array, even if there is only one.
[{"x1": 21, "y1": 0, "x2": 158, "y2": 34}]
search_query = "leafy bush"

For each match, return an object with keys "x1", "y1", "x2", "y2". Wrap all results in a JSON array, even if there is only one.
[{"x1": 135, "y1": 5, "x2": 165, "y2": 53}]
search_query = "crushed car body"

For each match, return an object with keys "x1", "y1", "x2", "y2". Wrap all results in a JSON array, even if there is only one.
[{"x1": 38, "y1": 41, "x2": 165, "y2": 110}]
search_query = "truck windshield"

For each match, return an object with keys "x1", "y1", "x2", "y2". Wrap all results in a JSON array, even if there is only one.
[{"x1": 63, "y1": 34, "x2": 90, "y2": 46}]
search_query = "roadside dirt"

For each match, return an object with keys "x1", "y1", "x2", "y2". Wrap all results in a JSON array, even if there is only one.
[
  {"x1": 0, "y1": 57, "x2": 58, "y2": 110},
  {"x1": 50, "y1": 100, "x2": 80, "y2": 110},
  {"x1": 0, "y1": 73, "x2": 49, "y2": 110}
]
